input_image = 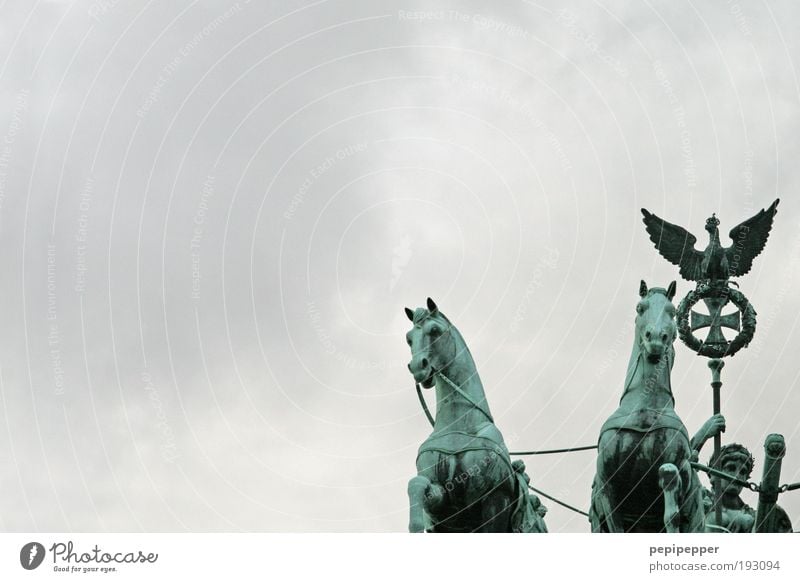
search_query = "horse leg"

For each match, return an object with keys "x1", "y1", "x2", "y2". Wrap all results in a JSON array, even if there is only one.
[
  {"x1": 592, "y1": 435, "x2": 623, "y2": 533},
  {"x1": 591, "y1": 481, "x2": 623, "y2": 532},
  {"x1": 476, "y1": 487, "x2": 513, "y2": 532},
  {"x1": 659, "y1": 463, "x2": 682, "y2": 533},
  {"x1": 678, "y1": 460, "x2": 705, "y2": 532},
  {"x1": 408, "y1": 475, "x2": 444, "y2": 532}
]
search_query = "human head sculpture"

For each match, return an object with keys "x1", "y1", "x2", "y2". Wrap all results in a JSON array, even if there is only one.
[
  {"x1": 636, "y1": 280, "x2": 678, "y2": 363},
  {"x1": 404, "y1": 298, "x2": 455, "y2": 389},
  {"x1": 709, "y1": 443, "x2": 755, "y2": 497}
]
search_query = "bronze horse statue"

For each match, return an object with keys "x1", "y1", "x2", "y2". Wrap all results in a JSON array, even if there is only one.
[
  {"x1": 590, "y1": 281, "x2": 705, "y2": 532},
  {"x1": 405, "y1": 298, "x2": 546, "y2": 533}
]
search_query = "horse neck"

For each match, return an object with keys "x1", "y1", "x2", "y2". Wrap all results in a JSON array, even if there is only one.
[
  {"x1": 433, "y1": 328, "x2": 493, "y2": 433},
  {"x1": 620, "y1": 336, "x2": 675, "y2": 409}
]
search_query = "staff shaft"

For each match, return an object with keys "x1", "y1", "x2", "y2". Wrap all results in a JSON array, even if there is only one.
[{"x1": 708, "y1": 359, "x2": 725, "y2": 529}]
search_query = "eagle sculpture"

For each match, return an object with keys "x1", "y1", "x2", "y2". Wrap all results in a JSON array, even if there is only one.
[{"x1": 641, "y1": 199, "x2": 779, "y2": 282}]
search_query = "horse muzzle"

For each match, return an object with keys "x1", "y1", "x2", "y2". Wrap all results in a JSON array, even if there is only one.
[
  {"x1": 408, "y1": 359, "x2": 435, "y2": 388},
  {"x1": 643, "y1": 342, "x2": 666, "y2": 363}
]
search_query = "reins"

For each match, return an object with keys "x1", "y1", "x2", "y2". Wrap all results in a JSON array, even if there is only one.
[{"x1": 414, "y1": 373, "x2": 598, "y2": 457}]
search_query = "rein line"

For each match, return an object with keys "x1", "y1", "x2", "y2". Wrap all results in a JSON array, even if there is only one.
[
  {"x1": 436, "y1": 370, "x2": 495, "y2": 424},
  {"x1": 528, "y1": 485, "x2": 589, "y2": 517},
  {"x1": 414, "y1": 375, "x2": 597, "y2": 456},
  {"x1": 622, "y1": 343, "x2": 675, "y2": 405},
  {"x1": 414, "y1": 378, "x2": 593, "y2": 517}
]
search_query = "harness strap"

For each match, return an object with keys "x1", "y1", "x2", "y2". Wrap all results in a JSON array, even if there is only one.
[
  {"x1": 415, "y1": 380, "x2": 596, "y2": 455},
  {"x1": 621, "y1": 348, "x2": 676, "y2": 406},
  {"x1": 415, "y1": 383, "x2": 436, "y2": 427},
  {"x1": 436, "y1": 371, "x2": 495, "y2": 423}
]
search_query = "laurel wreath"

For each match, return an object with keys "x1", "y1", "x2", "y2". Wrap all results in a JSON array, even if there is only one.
[{"x1": 676, "y1": 283, "x2": 757, "y2": 358}]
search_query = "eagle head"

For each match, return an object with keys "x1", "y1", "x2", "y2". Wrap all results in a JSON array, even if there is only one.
[{"x1": 705, "y1": 213, "x2": 720, "y2": 233}]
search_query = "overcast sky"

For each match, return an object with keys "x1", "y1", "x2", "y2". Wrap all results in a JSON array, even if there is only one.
[{"x1": 0, "y1": 0, "x2": 799, "y2": 533}]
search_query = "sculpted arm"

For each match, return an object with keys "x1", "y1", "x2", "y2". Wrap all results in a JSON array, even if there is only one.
[{"x1": 690, "y1": 414, "x2": 726, "y2": 454}]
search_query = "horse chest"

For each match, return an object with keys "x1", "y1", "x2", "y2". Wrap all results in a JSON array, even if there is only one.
[
  {"x1": 416, "y1": 433, "x2": 510, "y2": 492},
  {"x1": 600, "y1": 406, "x2": 689, "y2": 437}
]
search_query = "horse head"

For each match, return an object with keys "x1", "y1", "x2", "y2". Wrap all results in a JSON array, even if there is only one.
[
  {"x1": 636, "y1": 280, "x2": 678, "y2": 363},
  {"x1": 404, "y1": 298, "x2": 456, "y2": 389}
]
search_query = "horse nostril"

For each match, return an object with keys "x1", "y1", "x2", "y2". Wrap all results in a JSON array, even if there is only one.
[
  {"x1": 661, "y1": 333, "x2": 668, "y2": 343},
  {"x1": 421, "y1": 358, "x2": 429, "y2": 368},
  {"x1": 645, "y1": 331, "x2": 651, "y2": 340}
]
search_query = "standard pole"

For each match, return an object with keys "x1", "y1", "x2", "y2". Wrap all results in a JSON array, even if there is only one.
[{"x1": 708, "y1": 358, "x2": 725, "y2": 528}]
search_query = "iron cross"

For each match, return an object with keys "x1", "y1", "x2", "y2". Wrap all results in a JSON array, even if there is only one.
[{"x1": 691, "y1": 295, "x2": 741, "y2": 346}]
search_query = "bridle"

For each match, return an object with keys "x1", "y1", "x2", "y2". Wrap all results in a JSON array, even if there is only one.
[
  {"x1": 622, "y1": 304, "x2": 677, "y2": 401},
  {"x1": 622, "y1": 343, "x2": 675, "y2": 401},
  {"x1": 411, "y1": 316, "x2": 495, "y2": 427},
  {"x1": 415, "y1": 368, "x2": 495, "y2": 428}
]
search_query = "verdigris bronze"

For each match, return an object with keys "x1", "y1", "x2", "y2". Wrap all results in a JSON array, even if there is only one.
[
  {"x1": 642, "y1": 202, "x2": 778, "y2": 358},
  {"x1": 690, "y1": 439, "x2": 793, "y2": 533},
  {"x1": 640, "y1": 200, "x2": 793, "y2": 532},
  {"x1": 754, "y1": 434, "x2": 793, "y2": 533},
  {"x1": 404, "y1": 298, "x2": 547, "y2": 533},
  {"x1": 703, "y1": 443, "x2": 757, "y2": 533},
  {"x1": 676, "y1": 282, "x2": 756, "y2": 359},
  {"x1": 591, "y1": 281, "x2": 705, "y2": 532},
  {"x1": 641, "y1": 199, "x2": 779, "y2": 283}
]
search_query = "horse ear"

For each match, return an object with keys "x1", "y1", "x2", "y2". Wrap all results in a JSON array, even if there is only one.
[
  {"x1": 639, "y1": 280, "x2": 648, "y2": 297},
  {"x1": 426, "y1": 297, "x2": 438, "y2": 313},
  {"x1": 405, "y1": 307, "x2": 414, "y2": 322},
  {"x1": 666, "y1": 281, "x2": 677, "y2": 301}
]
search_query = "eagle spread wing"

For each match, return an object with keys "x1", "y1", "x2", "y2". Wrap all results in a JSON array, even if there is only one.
[
  {"x1": 726, "y1": 198, "x2": 779, "y2": 277},
  {"x1": 641, "y1": 209, "x2": 704, "y2": 281}
]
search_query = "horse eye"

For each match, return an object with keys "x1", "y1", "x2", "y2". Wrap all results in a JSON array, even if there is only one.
[
  {"x1": 636, "y1": 304, "x2": 645, "y2": 314},
  {"x1": 429, "y1": 325, "x2": 441, "y2": 336}
]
